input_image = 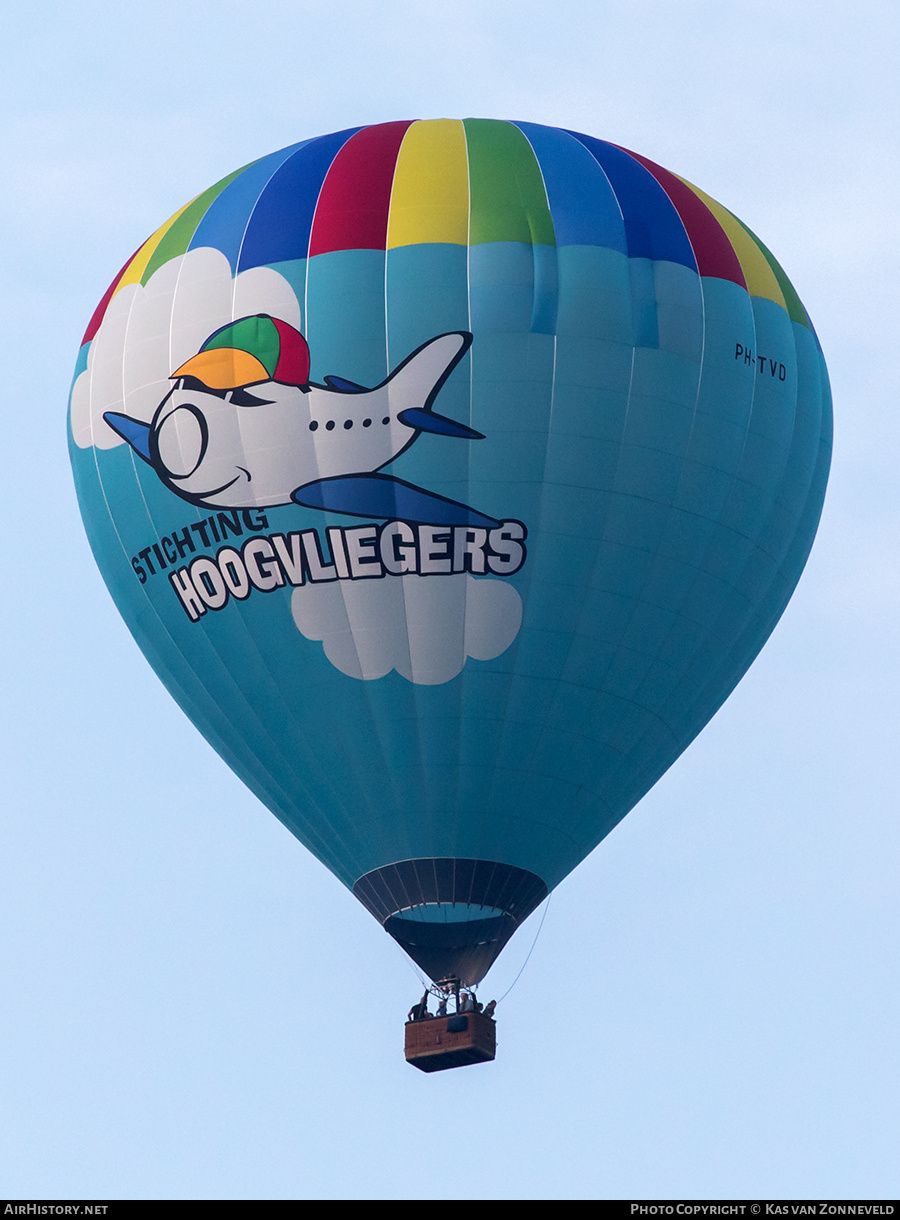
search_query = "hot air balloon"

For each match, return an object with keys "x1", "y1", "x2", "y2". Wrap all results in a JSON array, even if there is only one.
[{"x1": 69, "y1": 120, "x2": 831, "y2": 1067}]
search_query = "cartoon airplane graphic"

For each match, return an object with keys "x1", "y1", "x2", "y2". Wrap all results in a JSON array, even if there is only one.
[{"x1": 104, "y1": 315, "x2": 499, "y2": 529}]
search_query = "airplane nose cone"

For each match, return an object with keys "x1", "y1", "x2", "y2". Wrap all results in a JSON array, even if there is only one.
[{"x1": 155, "y1": 405, "x2": 207, "y2": 478}]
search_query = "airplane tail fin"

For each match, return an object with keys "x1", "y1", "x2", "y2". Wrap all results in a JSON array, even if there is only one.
[{"x1": 385, "y1": 331, "x2": 472, "y2": 419}]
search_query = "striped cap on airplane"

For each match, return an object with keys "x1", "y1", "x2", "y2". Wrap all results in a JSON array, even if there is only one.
[{"x1": 171, "y1": 314, "x2": 311, "y2": 389}]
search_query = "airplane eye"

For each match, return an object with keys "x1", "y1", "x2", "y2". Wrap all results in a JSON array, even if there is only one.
[
  {"x1": 229, "y1": 388, "x2": 274, "y2": 407},
  {"x1": 154, "y1": 405, "x2": 208, "y2": 479}
]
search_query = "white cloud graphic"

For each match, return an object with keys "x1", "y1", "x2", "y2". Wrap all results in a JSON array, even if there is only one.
[
  {"x1": 291, "y1": 574, "x2": 522, "y2": 685},
  {"x1": 70, "y1": 247, "x2": 302, "y2": 449}
]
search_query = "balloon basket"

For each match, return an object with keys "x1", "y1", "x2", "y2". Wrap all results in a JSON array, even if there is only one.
[{"x1": 404, "y1": 1011, "x2": 497, "y2": 1073}]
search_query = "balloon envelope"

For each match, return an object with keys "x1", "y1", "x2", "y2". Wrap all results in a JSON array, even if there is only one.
[{"x1": 69, "y1": 120, "x2": 831, "y2": 985}]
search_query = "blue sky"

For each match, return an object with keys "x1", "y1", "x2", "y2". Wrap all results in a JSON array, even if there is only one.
[{"x1": 2, "y1": 0, "x2": 898, "y2": 1200}]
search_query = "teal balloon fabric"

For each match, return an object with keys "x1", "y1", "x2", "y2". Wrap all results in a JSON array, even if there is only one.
[{"x1": 69, "y1": 121, "x2": 832, "y2": 985}]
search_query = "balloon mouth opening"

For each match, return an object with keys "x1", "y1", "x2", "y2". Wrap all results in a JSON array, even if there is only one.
[
  {"x1": 353, "y1": 858, "x2": 548, "y2": 986},
  {"x1": 390, "y1": 902, "x2": 505, "y2": 924}
]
